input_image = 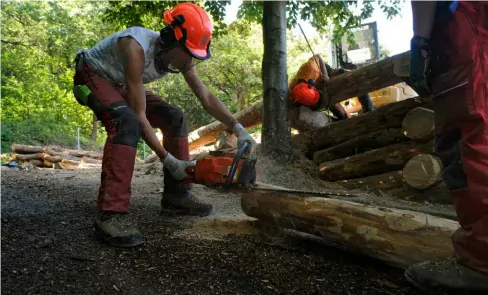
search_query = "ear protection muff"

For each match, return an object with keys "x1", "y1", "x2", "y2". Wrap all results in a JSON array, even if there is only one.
[
  {"x1": 159, "y1": 25, "x2": 178, "y2": 49},
  {"x1": 297, "y1": 78, "x2": 316, "y2": 89}
]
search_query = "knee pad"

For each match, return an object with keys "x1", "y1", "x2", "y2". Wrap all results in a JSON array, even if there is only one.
[
  {"x1": 107, "y1": 101, "x2": 141, "y2": 148},
  {"x1": 167, "y1": 105, "x2": 188, "y2": 137}
]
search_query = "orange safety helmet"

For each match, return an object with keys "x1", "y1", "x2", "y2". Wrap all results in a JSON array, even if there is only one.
[
  {"x1": 163, "y1": 2, "x2": 213, "y2": 60},
  {"x1": 291, "y1": 79, "x2": 320, "y2": 108}
]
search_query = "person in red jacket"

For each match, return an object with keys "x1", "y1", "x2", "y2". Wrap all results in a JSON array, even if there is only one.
[
  {"x1": 404, "y1": 1, "x2": 488, "y2": 292},
  {"x1": 73, "y1": 3, "x2": 256, "y2": 248}
]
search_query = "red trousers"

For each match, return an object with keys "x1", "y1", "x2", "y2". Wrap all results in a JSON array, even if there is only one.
[
  {"x1": 430, "y1": 1, "x2": 488, "y2": 275},
  {"x1": 74, "y1": 65, "x2": 190, "y2": 213}
]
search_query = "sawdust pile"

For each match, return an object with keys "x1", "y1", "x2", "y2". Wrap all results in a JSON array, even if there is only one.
[{"x1": 253, "y1": 147, "x2": 340, "y2": 191}]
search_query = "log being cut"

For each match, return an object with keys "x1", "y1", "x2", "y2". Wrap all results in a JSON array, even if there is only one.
[{"x1": 241, "y1": 189, "x2": 458, "y2": 269}]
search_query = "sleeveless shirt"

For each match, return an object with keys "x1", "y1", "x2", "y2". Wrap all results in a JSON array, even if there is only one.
[{"x1": 82, "y1": 27, "x2": 172, "y2": 84}]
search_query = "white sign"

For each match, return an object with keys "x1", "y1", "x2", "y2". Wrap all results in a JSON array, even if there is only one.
[{"x1": 346, "y1": 48, "x2": 372, "y2": 64}]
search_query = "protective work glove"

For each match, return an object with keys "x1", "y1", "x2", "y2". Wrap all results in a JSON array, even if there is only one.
[
  {"x1": 409, "y1": 36, "x2": 432, "y2": 97},
  {"x1": 232, "y1": 123, "x2": 257, "y2": 155},
  {"x1": 162, "y1": 153, "x2": 196, "y2": 180}
]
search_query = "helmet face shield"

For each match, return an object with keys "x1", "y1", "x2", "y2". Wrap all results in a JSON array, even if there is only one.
[{"x1": 163, "y1": 3, "x2": 213, "y2": 60}]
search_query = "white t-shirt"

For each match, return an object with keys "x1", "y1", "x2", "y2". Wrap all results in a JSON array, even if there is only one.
[{"x1": 83, "y1": 27, "x2": 166, "y2": 84}]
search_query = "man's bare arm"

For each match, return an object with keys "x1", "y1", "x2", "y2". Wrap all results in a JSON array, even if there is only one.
[
  {"x1": 183, "y1": 67, "x2": 238, "y2": 129},
  {"x1": 116, "y1": 37, "x2": 168, "y2": 159},
  {"x1": 411, "y1": 1, "x2": 437, "y2": 38}
]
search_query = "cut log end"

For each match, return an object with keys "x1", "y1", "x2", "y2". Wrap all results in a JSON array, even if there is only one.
[
  {"x1": 402, "y1": 107, "x2": 435, "y2": 142},
  {"x1": 403, "y1": 154, "x2": 443, "y2": 190}
]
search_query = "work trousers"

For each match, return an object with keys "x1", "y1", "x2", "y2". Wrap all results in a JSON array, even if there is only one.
[
  {"x1": 74, "y1": 65, "x2": 190, "y2": 213},
  {"x1": 430, "y1": 1, "x2": 488, "y2": 275}
]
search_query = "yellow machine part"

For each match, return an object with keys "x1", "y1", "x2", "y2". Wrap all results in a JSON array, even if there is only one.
[{"x1": 341, "y1": 82, "x2": 418, "y2": 114}]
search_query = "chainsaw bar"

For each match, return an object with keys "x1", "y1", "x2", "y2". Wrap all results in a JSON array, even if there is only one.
[{"x1": 244, "y1": 185, "x2": 362, "y2": 199}]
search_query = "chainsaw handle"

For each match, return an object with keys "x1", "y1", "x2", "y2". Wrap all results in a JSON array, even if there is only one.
[{"x1": 223, "y1": 141, "x2": 250, "y2": 191}]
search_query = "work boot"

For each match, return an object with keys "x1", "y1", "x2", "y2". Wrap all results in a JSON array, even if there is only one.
[
  {"x1": 404, "y1": 260, "x2": 488, "y2": 294},
  {"x1": 94, "y1": 211, "x2": 146, "y2": 248},
  {"x1": 161, "y1": 192, "x2": 213, "y2": 216}
]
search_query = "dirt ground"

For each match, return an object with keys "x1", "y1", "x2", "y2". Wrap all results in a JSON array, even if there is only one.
[{"x1": 1, "y1": 167, "x2": 422, "y2": 295}]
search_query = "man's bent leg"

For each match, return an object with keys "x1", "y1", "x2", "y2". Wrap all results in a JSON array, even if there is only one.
[
  {"x1": 74, "y1": 66, "x2": 144, "y2": 247},
  {"x1": 145, "y1": 91, "x2": 212, "y2": 216}
]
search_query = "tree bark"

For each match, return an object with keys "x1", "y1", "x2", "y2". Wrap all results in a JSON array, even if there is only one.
[
  {"x1": 11, "y1": 144, "x2": 44, "y2": 154},
  {"x1": 402, "y1": 107, "x2": 435, "y2": 142},
  {"x1": 319, "y1": 140, "x2": 434, "y2": 181},
  {"x1": 261, "y1": 1, "x2": 293, "y2": 161},
  {"x1": 326, "y1": 51, "x2": 411, "y2": 106},
  {"x1": 403, "y1": 154, "x2": 443, "y2": 190},
  {"x1": 313, "y1": 128, "x2": 408, "y2": 164},
  {"x1": 43, "y1": 149, "x2": 83, "y2": 161},
  {"x1": 188, "y1": 101, "x2": 263, "y2": 151},
  {"x1": 91, "y1": 113, "x2": 98, "y2": 141},
  {"x1": 14, "y1": 153, "x2": 39, "y2": 161},
  {"x1": 294, "y1": 97, "x2": 433, "y2": 156},
  {"x1": 241, "y1": 189, "x2": 458, "y2": 269},
  {"x1": 43, "y1": 146, "x2": 102, "y2": 160}
]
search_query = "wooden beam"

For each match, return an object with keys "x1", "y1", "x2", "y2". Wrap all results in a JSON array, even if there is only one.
[
  {"x1": 241, "y1": 189, "x2": 458, "y2": 269},
  {"x1": 327, "y1": 51, "x2": 411, "y2": 106},
  {"x1": 319, "y1": 140, "x2": 434, "y2": 181},
  {"x1": 293, "y1": 97, "x2": 433, "y2": 156},
  {"x1": 313, "y1": 128, "x2": 408, "y2": 164}
]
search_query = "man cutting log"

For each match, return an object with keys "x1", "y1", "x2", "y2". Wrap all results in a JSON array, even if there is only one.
[
  {"x1": 404, "y1": 1, "x2": 488, "y2": 292},
  {"x1": 288, "y1": 55, "x2": 373, "y2": 121},
  {"x1": 72, "y1": 2, "x2": 256, "y2": 247}
]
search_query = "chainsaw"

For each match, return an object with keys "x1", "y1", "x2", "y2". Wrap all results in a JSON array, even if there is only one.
[
  {"x1": 186, "y1": 142, "x2": 258, "y2": 192},
  {"x1": 185, "y1": 142, "x2": 362, "y2": 199}
]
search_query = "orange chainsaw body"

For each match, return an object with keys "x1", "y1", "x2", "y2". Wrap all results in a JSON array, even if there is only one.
[{"x1": 187, "y1": 151, "x2": 257, "y2": 187}]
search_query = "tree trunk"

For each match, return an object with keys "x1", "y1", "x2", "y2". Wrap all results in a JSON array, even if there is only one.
[
  {"x1": 403, "y1": 154, "x2": 443, "y2": 190},
  {"x1": 241, "y1": 189, "x2": 458, "y2": 269},
  {"x1": 91, "y1": 113, "x2": 98, "y2": 141},
  {"x1": 261, "y1": 1, "x2": 293, "y2": 161},
  {"x1": 338, "y1": 171, "x2": 405, "y2": 191},
  {"x1": 313, "y1": 128, "x2": 408, "y2": 164},
  {"x1": 236, "y1": 90, "x2": 245, "y2": 112},
  {"x1": 402, "y1": 107, "x2": 435, "y2": 142},
  {"x1": 319, "y1": 140, "x2": 434, "y2": 181},
  {"x1": 188, "y1": 101, "x2": 263, "y2": 151},
  {"x1": 326, "y1": 51, "x2": 411, "y2": 106},
  {"x1": 293, "y1": 97, "x2": 433, "y2": 156}
]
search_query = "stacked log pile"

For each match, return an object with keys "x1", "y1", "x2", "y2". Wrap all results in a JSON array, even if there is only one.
[
  {"x1": 10, "y1": 144, "x2": 102, "y2": 169},
  {"x1": 293, "y1": 98, "x2": 449, "y2": 203},
  {"x1": 185, "y1": 51, "x2": 412, "y2": 152}
]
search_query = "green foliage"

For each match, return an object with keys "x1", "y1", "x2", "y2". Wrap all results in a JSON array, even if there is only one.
[
  {"x1": 104, "y1": 0, "x2": 231, "y2": 36},
  {"x1": 103, "y1": 1, "x2": 402, "y2": 43},
  {"x1": 1, "y1": 1, "x2": 109, "y2": 151},
  {"x1": 238, "y1": 0, "x2": 402, "y2": 44}
]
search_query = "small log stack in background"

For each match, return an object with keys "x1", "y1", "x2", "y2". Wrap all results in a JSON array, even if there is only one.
[{"x1": 9, "y1": 144, "x2": 102, "y2": 169}]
